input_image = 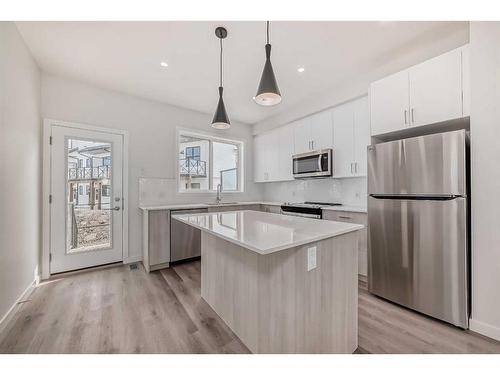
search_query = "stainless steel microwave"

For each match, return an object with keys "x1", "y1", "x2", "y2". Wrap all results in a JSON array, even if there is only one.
[{"x1": 292, "y1": 149, "x2": 333, "y2": 178}]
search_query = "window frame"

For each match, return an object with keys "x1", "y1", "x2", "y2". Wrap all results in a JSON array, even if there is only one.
[{"x1": 176, "y1": 128, "x2": 244, "y2": 194}]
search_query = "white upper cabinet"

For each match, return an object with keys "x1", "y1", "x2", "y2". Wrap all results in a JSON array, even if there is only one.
[
  {"x1": 370, "y1": 45, "x2": 470, "y2": 136},
  {"x1": 462, "y1": 45, "x2": 470, "y2": 117},
  {"x1": 353, "y1": 96, "x2": 370, "y2": 176},
  {"x1": 254, "y1": 98, "x2": 367, "y2": 183},
  {"x1": 309, "y1": 110, "x2": 334, "y2": 151},
  {"x1": 253, "y1": 124, "x2": 294, "y2": 183},
  {"x1": 332, "y1": 101, "x2": 355, "y2": 177},
  {"x1": 277, "y1": 125, "x2": 294, "y2": 181},
  {"x1": 409, "y1": 48, "x2": 462, "y2": 127},
  {"x1": 332, "y1": 96, "x2": 370, "y2": 177},
  {"x1": 293, "y1": 118, "x2": 311, "y2": 154},
  {"x1": 293, "y1": 110, "x2": 333, "y2": 154},
  {"x1": 370, "y1": 70, "x2": 410, "y2": 135},
  {"x1": 253, "y1": 133, "x2": 268, "y2": 182}
]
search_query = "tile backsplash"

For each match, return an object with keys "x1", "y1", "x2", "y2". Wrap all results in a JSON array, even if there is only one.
[
  {"x1": 262, "y1": 177, "x2": 367, "y2": 207},
  {"x1": 139, "y1": 176, "x2": 367, "y2": 208}
]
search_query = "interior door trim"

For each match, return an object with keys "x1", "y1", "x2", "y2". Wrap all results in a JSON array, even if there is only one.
[{"x1": 42, "y1": 118, "x2": 129, "y2": 280}]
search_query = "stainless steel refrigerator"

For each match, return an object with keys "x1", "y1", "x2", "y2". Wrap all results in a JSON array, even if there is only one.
[{"x1": 367, "y1": 129, "x2": 469, "y2": 328}]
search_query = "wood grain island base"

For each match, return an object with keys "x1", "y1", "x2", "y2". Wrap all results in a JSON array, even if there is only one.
[{"x1": 201, "y1": 231, "x2": 358, "y2": 353}]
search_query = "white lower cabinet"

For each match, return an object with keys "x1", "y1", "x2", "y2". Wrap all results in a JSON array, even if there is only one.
[{"x1": 332, "y1": 96, "x2": 370, "y2": 177}]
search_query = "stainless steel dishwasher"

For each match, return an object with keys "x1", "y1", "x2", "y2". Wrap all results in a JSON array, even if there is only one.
[{"x1": 170, "y1": 208, "x2": 208, "y2": 262}]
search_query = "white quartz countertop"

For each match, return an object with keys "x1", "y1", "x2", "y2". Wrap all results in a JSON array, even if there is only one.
[
  {"x1": 138, "y1": 201, "x2": 281, "y2": 211},
  {"x1": 172, "y1": 210, "x2": 363, "y2": 255},
  {"x1": 139, "y1": 201, "x2": 367, "y2": 213}
]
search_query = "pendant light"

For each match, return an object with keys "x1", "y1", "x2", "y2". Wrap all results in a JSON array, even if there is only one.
[
  {"x1": 254, "y1": 21, "x2": 281, "y2": 106},
  {"x1": 212, "y1": 27, "x2": 230, "y2": 129}
]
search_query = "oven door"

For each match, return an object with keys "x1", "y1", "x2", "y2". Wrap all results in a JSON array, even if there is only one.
[{"x1": 293, "y1": 149, "x2": 332, "y2": 178}]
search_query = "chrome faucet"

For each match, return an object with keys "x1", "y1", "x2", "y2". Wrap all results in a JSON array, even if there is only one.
[{"x1": 216, "y1": 183, "x2": 222, "y2": 204}]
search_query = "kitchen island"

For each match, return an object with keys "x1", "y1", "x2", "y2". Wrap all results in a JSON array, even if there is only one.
[{"x1": 172, "y1": 210, "x2": 363, "y2": 354}]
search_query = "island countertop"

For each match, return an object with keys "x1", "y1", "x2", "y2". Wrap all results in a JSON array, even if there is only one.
[{"x1": 172, "y1": 210, "x2": 363, "y2": 255}]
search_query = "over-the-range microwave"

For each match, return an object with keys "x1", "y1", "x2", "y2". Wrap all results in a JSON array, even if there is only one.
[{"x1": 292, "y1": 149, "x2": 333, "y2": 179}]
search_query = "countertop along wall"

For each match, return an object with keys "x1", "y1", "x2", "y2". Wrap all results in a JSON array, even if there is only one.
[
  {"x1": 0, "y1": 22, "x2": 41, "y2": 322},
  {"x1": 41, "y1": 74, "x2": 264, "y2": 263}
]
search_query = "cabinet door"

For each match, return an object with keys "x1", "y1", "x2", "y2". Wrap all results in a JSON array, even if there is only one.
[
  {"x1": 461, "y1": 45, "x2": 470, "y2": 117},
  {"x1": 266, "y1": 129, "x2": 280, "y2": 181},
  {"x1": 253, "y1": 135, "x2": 266, "y2": 182},
  {"x1": 277, "y1": 124, "x2": 294, "y2": 181},
  {"x1": 332, "y1": 101, "x2": 355, "y2": 177},
  {"x1": 293, "y1": 118, "x2": 311, "y2": 154},
  {"x1": 370, "y1": 70, "x2": 410, "y2": 135},
  {"x1": 309, "y1": 109, "x2": 333, "y2": 150},
  {"x1": 353, "y1": 96, "x2": 370, "y2": 176},
  {"x1": 148, "y1": 210, "x2": 170, "y2": 266},
  {"x1": 409, "y1": 48, "x2": 462, "y2": 127}
]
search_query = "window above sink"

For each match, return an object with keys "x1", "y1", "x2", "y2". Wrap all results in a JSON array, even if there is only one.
[{"x1": 177, "y1": 129, "x2": 244, "y2": 194}]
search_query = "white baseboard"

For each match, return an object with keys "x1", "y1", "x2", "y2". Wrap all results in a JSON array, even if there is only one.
[
  {"x1": 123, "y1": 255, "x2": 142, "y2": 264},
  {"x1": 0, "y1": 278, "x2": 37, "y2": 333},
  {"x1": 470, "y1": 319, "x2": 500, "y2": 341}
]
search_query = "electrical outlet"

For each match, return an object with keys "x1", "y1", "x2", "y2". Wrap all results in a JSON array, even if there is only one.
[{"x1": 307, "y1": 246, "x2": 317, "y2": 271}]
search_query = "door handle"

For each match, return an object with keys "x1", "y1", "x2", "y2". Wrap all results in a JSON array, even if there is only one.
[
  {"x1": 104, "y1": 206, "x2": 120, "y2": 211},
  {"x1": 317, "y1": 155, "x2": 322, "y2": 171}
]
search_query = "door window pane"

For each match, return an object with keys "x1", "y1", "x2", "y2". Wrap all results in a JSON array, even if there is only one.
[{"x1": 67, "y1": 138, "x2": 112, "y2": 253}]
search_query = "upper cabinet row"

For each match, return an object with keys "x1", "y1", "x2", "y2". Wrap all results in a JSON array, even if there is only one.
[
  {"x1": 370, "y1": 44, "x2": 470, "y2": 136},
  {"x1": 254, "y1": 96, "x2": 370, "y2": 182}
]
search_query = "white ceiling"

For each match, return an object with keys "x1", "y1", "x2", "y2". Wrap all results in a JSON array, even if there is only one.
[{"x1": 16, "y1": 21, "x2": 469, "y2": 125}]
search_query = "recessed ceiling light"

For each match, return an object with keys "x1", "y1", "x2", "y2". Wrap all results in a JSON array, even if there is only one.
[
  {"x1": 160, "y1": 61, "x2": 168, "y2": 67},
  {"x1": 297, "y1": 67, "x2": 305, "y2": 73}
]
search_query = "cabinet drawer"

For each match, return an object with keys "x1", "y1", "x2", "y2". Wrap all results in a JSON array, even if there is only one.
[{"x1": 322, "y1": 210, "x2": 367, "y2": 224}]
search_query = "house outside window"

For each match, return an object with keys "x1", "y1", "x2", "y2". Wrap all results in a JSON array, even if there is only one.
[
  {"x1": 185, "y1": 146, "x2": 200, "y2": 160},
  {"x1": 178, "y1": 130, "x2": 243, "y2": 193}
]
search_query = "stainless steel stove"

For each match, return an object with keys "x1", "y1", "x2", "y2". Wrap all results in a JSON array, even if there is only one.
[{"x1": 280, "y1": 201, "x2": 341, "y2": 219}]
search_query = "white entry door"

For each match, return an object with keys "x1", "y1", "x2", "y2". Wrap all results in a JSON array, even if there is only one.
[{"x1": 50, "y1": 125, "x2": 124, "y2": 273}]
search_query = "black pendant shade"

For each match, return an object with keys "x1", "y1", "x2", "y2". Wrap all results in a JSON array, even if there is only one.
[
  {"x1": 212, "y1": 86, "x2": 230, "y2": 129},
  {"x1": 255, "y1": 22, "x2": 281, "y2": 106},
  {"x1": 212, "y1": 27, "x2": 230, "y2": 129}
]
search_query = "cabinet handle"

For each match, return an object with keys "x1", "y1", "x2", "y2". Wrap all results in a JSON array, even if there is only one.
[
  {"x1": 339, "y1": 215, "x2": 352, "y2": 220},
  {"x1": 350, "y1": 163, "x2": 353, "y2": 174},
  {"x1": 404, "y1": 109, "x2": 408, "y2": 125},
  {"x1": 411, "y1": 108, "x2": 415, "y2": 123},
  {"x1": 355, "y1": 162, "x2": 358, "y2": 174}
]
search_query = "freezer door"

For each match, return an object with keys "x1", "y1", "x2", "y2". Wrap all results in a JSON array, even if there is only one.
[
  {"x1": 368, "y1": 196, "x2": 468, "y2": 328},
  {"x1": 368, "y1": 130, "x2": 467, "y2": 195}
]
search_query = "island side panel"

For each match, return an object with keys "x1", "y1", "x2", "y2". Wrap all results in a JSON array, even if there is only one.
[
  {"x1": 201, "y1": 231, "x2": 260, "y2": 352},
  {"x1": 257, "y1": 233, "x2": 358, "y2": 353},
  {"x1": 201, "y1": 230, "x2": 358, "y2": 354}
]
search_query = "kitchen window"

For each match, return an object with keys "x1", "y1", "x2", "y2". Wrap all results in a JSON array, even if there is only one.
[{"x1": 178, "y1": 130, "x2": 243, "y2": 193}]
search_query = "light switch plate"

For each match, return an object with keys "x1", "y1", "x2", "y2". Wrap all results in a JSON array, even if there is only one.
[{"x1": 307, "y1": 246, "x2": 317, "y2": 271}]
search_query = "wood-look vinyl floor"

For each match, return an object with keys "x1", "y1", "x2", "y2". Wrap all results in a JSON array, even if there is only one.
[{"x1": 1, "y1": 260, "x2": 499, "y2": 354}]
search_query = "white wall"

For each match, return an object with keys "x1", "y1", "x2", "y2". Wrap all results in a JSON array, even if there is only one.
[
  {"x1": 469, "y1": 22, "x2": 500, "y2": 341},
  {"x1": 41, "y1": 74, "x2": 263, "y2": 262},
  {"x1": 0, "y1": 22, "x2": 41, "y2": 321}
]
